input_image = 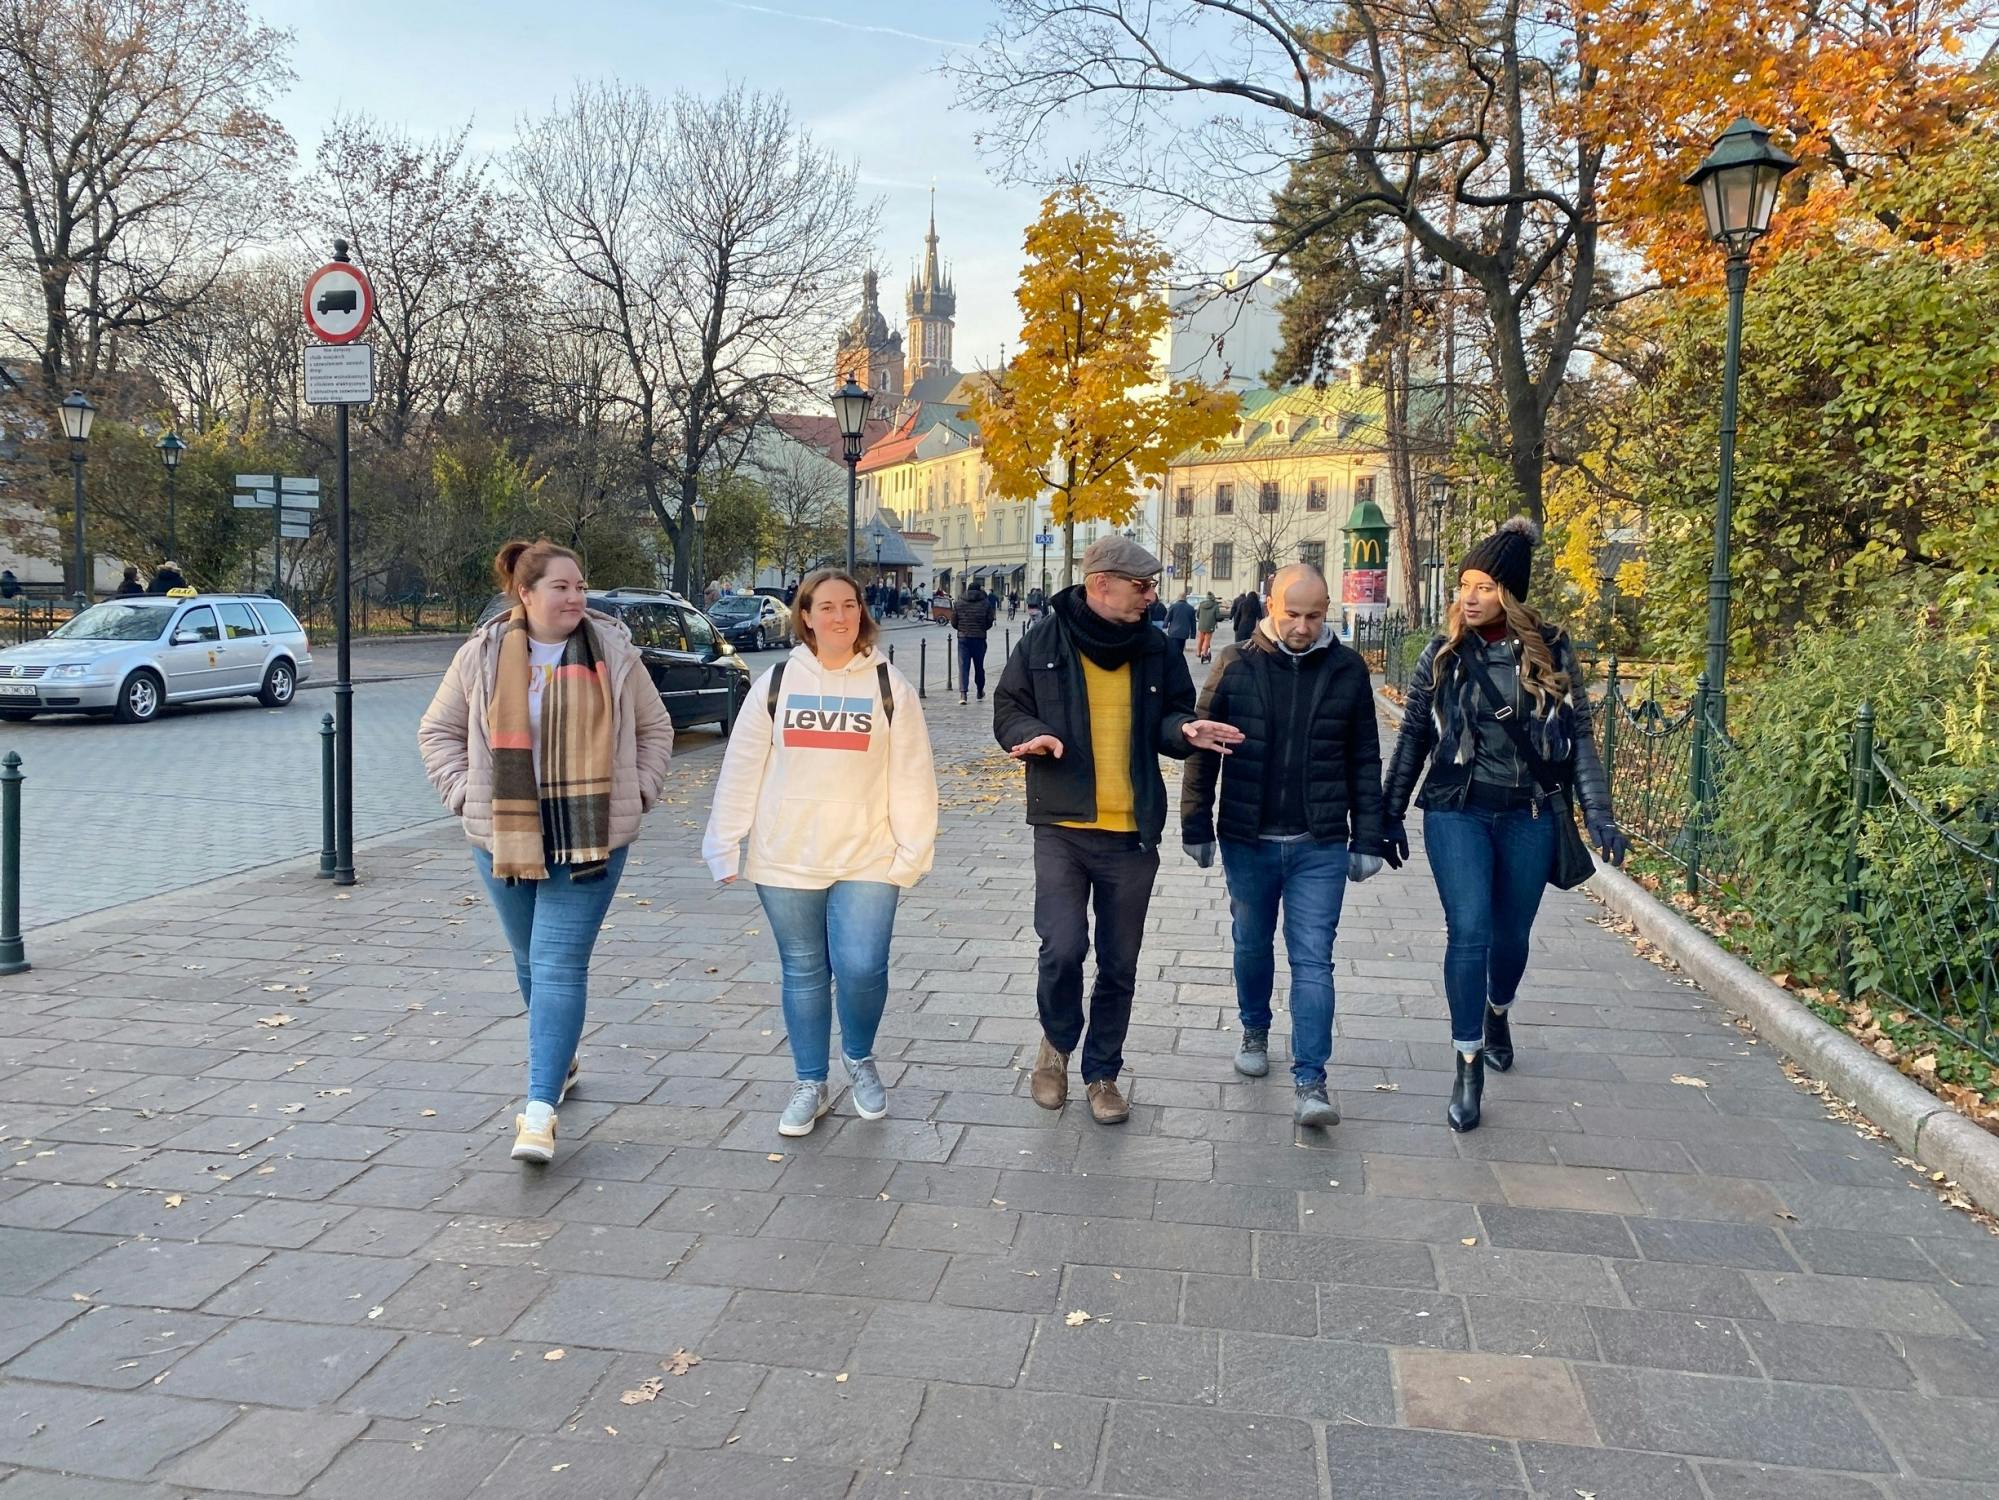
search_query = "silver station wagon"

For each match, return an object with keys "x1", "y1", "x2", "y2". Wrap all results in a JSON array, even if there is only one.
[{"x1": 0, "y1": 592, "x2": 313, "y2": 724}]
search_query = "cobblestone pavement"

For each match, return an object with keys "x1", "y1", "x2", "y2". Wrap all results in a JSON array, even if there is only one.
[{"x1": 0, "y1": 648, "x2": 1995, "y2": 1498}]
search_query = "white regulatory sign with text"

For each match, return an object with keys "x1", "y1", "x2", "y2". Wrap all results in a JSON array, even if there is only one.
[{"x1": 304, "y1": 344, "x2": 375, "y2": 406}]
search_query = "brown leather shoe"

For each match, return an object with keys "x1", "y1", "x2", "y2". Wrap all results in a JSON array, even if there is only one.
[
  {"x1": 1086, "y1": 1078, "x2": 1130, "y2": 1124},
  {"x1": 1030, "y1": 1037, "x2": 1069, "y2": 1110}
]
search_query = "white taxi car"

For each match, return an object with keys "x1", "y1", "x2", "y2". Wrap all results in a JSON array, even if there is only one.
[{"x1": 0, "y1": 591, "x2": 313, "y2": 724}]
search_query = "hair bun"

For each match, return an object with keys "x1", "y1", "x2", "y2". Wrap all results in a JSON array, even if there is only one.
[{"x1": 1497, "y1": 515, "x2": 1541, "y2": 543}]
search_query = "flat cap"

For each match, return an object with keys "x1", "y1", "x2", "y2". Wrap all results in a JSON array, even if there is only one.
[{"x1": 1079, "y1": 533, "x2": 1162, "y2": 579}]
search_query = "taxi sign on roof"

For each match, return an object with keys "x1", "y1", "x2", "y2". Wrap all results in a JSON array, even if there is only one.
[{"x1": 165, "y1": 587, "x2": 197, "y2": 597}]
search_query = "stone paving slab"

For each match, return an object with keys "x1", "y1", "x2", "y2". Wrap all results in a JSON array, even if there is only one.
[{"x1": 0, "y1": 647, "x2": 1995, "y2": 1497}]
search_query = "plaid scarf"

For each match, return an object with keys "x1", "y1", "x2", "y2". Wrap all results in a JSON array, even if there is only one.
[{"x1": 486, "y1": 608, "x2": 615, "y2": 882}]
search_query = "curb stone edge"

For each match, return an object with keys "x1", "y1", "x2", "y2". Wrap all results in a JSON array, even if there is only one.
[{"x1": 1375, "y1": 682, "x2": 1999, "y2": 1219}]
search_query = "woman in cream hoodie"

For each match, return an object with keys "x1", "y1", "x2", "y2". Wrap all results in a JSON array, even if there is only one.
[{"x1": 704, "y1": 568, "x2": 937, "y2": 1136}]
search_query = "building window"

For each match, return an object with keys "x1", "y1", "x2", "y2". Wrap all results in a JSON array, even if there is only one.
[
  {"x1": 1214, "y1": 483, "x2": 1234, "y2": 516},
  {"x1": 1355, "y1": 475, "x2": 1376, "y2": 505},
  {"x1": 1174, "y1": 486, "x2": 1193, "y2": 518},
  {"x1": 1299, "y1": 541, "x2": 1326, "y2": 571},
  {"x1": 1258, "y1": 481, "x2": 1280, "y2": 514},
  {"x1": 1172, "y1": 543, "x2": 1192, "y2": 580},
  {"x1": 1306, "y1": 478, "x2": 1328, "y2": 512},
  {"x1": 1212, "y1": 542, "x2": 1234, "y2": 581}
]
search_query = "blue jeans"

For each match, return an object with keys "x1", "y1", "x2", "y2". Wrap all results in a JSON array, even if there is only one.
[
  {"x1": 756, "y1": 881, "x2": 900, "y2": 1082},
  {"x1": 1221, "y1": 837, "x2": 1349, "y2": 1086},
  {"x1": 1423, "y1": 805, "x2": 1555, "y2": 1049},
  {"x1": 473, "y1": 846, "x2": 629, "y2": 1106}
]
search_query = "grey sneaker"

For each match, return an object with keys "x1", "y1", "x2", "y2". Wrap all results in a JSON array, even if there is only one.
[
  {"x1": 1293, "y1": 1083, "x2": 1341, "y2": 1128},
  {"x1": 1234, "y1": 1027, "x2": 1270, "y2": 1078},
  {"x1": 845, "y1": 1055, "x2": 887, "y2": 1120},
  {"x1": 778, "y1": 1080, "x2": 831, "y2": 1137}
]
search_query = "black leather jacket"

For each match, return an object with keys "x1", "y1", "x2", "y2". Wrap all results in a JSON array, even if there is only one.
[{"x1": 1381, "y1": 627, "x2": 1614, "y2": 826}]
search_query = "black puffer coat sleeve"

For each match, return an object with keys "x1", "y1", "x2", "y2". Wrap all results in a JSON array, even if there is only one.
[
  {"x1": 1178, "y1": 647, "x2": 1236, "y2": 843},
  {"x1": 1381, "y1": 637, "x2": 1442, "y2": 820},
  {"x1": 1558, "y1": 634, "x2": 1614, "y2": 827}
]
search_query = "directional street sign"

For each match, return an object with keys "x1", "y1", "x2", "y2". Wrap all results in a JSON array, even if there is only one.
[
  {"x1": 304, "y1": 260, "x2": 374, "y2": 344},
  {"x1": 281, "y1": 524, "x2": 312, "y2": 540},
  {"x1": 304, "y1": 343, "x2": 375, "y2": 405}
]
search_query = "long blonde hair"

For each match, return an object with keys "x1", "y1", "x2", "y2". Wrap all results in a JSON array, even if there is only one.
[{"x1": 1434, "y1": 589, "x2": 1570, "y2": 714}]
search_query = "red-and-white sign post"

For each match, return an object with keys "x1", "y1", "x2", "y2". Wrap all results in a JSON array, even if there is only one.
[{"x1": 303, "y1": 239, "x2": 375, "y2": 886}]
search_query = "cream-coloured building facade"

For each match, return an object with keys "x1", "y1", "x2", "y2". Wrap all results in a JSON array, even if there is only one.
[{"x1": 1161, "y1": 382, "x2": 1394, "y2": 603}]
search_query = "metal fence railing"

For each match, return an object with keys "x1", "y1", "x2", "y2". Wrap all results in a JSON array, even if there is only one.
[
  {"x1": 1600, "y1": 658, "x2": 1999, "y2": 1066},
  {"x1": 2, "y1": 598, "x2": 69, "y2": 646}
]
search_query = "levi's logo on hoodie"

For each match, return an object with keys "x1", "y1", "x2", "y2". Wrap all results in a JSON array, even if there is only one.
[{"x1": 780, "y1": 694, "x2": 874, "y2": 750}]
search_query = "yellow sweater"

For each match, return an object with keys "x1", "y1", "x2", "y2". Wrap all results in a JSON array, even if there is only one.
[{"x1": 1057, "y1": 657, "x2": 1138, "y2": 833}]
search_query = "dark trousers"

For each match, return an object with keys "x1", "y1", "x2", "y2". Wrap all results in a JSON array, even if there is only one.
[
  {"x1": 958, "y1": 636, "x2": 988, "y2": 696},
  {"x1": 1032, "y1": 825, "x2": 1158, "y2": 1082}
]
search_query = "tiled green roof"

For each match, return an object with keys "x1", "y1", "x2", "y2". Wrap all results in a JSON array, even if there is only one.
[{"x1": 1170, "y1": 384, "x2": 1392, "y2": 466}]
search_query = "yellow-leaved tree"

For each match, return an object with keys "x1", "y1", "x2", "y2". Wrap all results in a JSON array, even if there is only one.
[{"x1": 970, "y1": 183, "x2": 1238, "y2": 586}]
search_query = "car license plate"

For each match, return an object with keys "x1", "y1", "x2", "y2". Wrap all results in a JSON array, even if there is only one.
[{"x1": 0, "y1": 684, "x2": 36, "y2": 697}]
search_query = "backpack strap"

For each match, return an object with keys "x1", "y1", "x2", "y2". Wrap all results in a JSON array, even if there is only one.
[
  {"x1": 877, "y1": 661, "x2": 895, "y2": 727},
  {"x1": 765, "y1": 661, "x2": 785, "y2": 719}
]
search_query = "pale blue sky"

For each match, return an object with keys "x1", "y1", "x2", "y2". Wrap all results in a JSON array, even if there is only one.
[{"x1": 257, "y1": 0, "x2": 1043, "y2": 365}]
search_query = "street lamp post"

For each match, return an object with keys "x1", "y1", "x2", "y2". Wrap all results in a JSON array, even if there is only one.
[
  {"x1": 961, "y1": 543, "x2": 970, "y2": 597},
  {"x1": 1425, "y1": 475, "x2": 1448, "y2": 627},
  {"x1": 157, "y1": 430, "x2": 184, "y2": 561},
  {"x1": 690, "y1": 494, "x2": 709, "y2": 603},
  {"x1": 1684, "y1": 117, "x2": 1794, "y2": 738},
  {"x1": 59, "y1": 391, "x2": 95, "y2": 615},
  {"x1": 831, "y1": 378, "x2": 873, "y2": 574},
  {"x1": 874, "y1": 534, "x2": 883, "y2": 590}
]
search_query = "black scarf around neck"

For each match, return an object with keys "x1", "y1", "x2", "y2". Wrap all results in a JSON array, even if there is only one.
[{"x1": 1052, "y1": 585, "x2": 1151, "y2": 669}]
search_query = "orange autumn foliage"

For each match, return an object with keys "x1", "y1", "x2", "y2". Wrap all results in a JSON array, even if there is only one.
[{"x1": 1571, "y1": 0, "x2": 1994, "y2": 283}]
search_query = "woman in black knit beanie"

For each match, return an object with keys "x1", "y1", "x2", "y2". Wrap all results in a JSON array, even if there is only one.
[{"x1": 1377, "y1": 517, "x2": 1629, "y2": 1131}]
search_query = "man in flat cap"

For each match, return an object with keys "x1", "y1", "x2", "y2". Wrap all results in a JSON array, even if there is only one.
[{"x1": 994, "y1": 534, "x2": 1244, "y2": 1123}]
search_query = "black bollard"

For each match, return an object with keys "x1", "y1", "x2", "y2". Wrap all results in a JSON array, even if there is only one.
[
  {"x1": 919, "y1": 638, "x2": 927, "y2": 698},
  {"x1": 945, "y1": 631, "x2": 954, "y2": 693},
  {"x1": 888, "y1": 643, "x2": 895, "y2": 665},
  {"x1": 318, "y1": 713, "x2": 337, "y2": 878},
  {"x1": 0, "y1": 752, "x2": 26, "y2": 974}
]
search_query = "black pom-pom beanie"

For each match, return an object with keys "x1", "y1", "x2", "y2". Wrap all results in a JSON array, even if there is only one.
[{"x1": 1458, "y1": 515, "x2": 1539, "y2": 602}]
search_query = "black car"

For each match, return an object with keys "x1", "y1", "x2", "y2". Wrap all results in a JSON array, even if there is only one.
[
  {"x1": 475, "y1": 588, "x2": 751, "y2": 731},
  {"x1": 707, "y1": 593, "x2": 793, "y2": 652}
]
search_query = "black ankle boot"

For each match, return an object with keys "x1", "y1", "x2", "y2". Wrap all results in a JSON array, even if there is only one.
[
  {"x1": 1448, "y1": 1050, "x2": 1485, "y2": 1132},
  {"x1": 1484, "y1": 1006, "x2": 1515, "y2": 1073}
]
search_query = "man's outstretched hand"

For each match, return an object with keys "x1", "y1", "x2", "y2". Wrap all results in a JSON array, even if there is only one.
[
  {"x1": 1182, "y1": 720, "x2": 1246, "y2": 754},
  {"x1": 1009, "y1": 735, "x2": 1064, "y2": 759}
]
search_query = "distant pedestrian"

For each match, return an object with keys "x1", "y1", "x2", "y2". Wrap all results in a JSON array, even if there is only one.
[
  {"x1": 704, "y1": 569, "x2": 937, "y2": 1136},
  {"x1": 1228, "y1": 588, "x2": 1263, "y2": 640},
  {"x1": 1379, "y1": 517, "x2": 1628, "y2": 1133},
  {"x1": 1164, "y1": 590, "x2": 1196, "y2": 651},
  {"x1": 950, "y1": 580, "x2": 998, "y2": 705},
  {"x1": 147, "y1": 562, "x2": 187, "y2": 594},
  {"x1": 0, "y1": 570, "x2": 17, "y2": 600},
  {"x1": 784, "y1": 580, "x2": 798, "y2": 605},
  {"x1": 1195, "y1": 590, "x2": 1219, "y2": 663},
  {"x1": 418, "y1": 539, "x2": 673, "y2": 1166},
  {"x1": 1182, "y1": 565, "x2": 1381, "y2": 1127},
  {"x1": 1007, "y1": 591, "x2": 1020, "y2": 621},
  {"x1": 114, "y1": 566, "x2": 144, "y2": 596},
  {"x1": 995, "y1": 535, "x2": 1242, "y2": 1124}
]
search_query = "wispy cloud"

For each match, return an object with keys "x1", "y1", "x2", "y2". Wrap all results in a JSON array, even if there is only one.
[{"x1": 714, "y1": 0, "x2": 973, "y2": 49}]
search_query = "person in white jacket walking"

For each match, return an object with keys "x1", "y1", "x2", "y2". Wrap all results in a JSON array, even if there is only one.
[{"x1": 702, "y1": 568, "x2": 938, "y2": 1136}]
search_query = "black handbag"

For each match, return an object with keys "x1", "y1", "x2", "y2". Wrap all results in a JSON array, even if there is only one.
[{"x1": 1459, "y1": 652, "x2": 1597, "y2": 890}]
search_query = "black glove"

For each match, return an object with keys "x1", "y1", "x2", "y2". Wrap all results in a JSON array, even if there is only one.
[
  {"x1": 1588, "y1": 816, "x2": 1629, "y2": 867},
  {"x1": 1380, "y1": 816, "x2": 1409, "y2": 870}
]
